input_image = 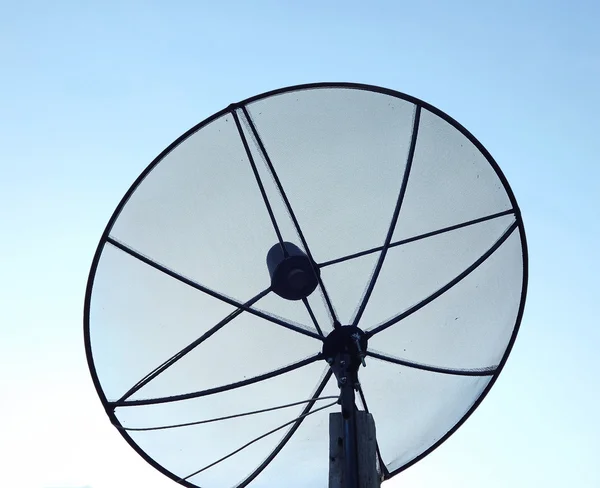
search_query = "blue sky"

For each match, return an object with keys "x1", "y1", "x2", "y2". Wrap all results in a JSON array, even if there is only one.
[{"x1": 1, "y1": 1, "x2": 599, "y2": 487}]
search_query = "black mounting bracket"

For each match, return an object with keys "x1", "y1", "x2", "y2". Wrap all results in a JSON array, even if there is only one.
[
  {"x1": 323, "y1": 325, "x2": 368, "y2": 381},
  {"x1": 323, "y1": 326, "x2": 369, "y2": 488}
]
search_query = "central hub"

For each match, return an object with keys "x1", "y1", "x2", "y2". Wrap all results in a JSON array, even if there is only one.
[{"x1": 322, "y1": 325, "x2": 368, "y2": 376}]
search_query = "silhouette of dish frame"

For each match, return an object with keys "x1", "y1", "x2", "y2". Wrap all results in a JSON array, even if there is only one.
[{"x1": 84, "y1": 82, "x2": 528, "y2": 488}]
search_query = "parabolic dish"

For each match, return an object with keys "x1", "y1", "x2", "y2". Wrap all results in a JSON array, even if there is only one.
[{"x1": 84, "y1": 83, "x2": 528, "y2": 487}]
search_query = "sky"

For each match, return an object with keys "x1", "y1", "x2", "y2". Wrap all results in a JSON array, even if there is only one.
[{"x1": 1, "y1": 1, "x2": 599, "y2": 487}]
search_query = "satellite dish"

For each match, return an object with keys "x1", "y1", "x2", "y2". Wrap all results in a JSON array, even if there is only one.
[{"x1": 84, "y1": 83, "x2": 527, "y2": 487}]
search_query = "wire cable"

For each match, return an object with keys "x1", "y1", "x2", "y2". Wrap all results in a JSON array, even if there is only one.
[
  {"x1": 181, "y1": 399, "x2": 339, "y2": 481},
  {"x1": 115, "y1": 395, "x2": 339, "y2": 432}
]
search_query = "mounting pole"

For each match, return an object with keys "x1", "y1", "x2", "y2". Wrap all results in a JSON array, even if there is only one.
[
  {"x1": 338, "y1": 354, "x2": 360, "y2": 488},
  {"x1": 329, "y1": 410, "x2": 379, "y2": 488},
  {"x1": 323, "y1": 326, "x2": 380, "y2": 488}
]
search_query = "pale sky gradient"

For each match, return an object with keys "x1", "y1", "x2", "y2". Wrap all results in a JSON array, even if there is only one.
[{"x1": 1, "y1": 1, "x2": 599, "y2": 487}]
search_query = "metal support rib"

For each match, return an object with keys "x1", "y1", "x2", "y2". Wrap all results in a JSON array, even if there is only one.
[
  {"x1": 231, "y1": 107, "x2": 288, "y2": 257},
  {"x1": 319, "y1": 209, "x2": 515, "y2": 268},
  {"x1": 352, "y1": 105, "x2": 422, "y2": 327},
  {"x1": 236, "y1": 369, "x2": 334, "y2": 488},
  {"x1": 366, "y1": 351, "x2": 497, "y2": 376},
  {"x1": 106, "y1": 237, "x2": 323, "y2": 341},
  {"x1": 111, "y1": 354, "x2": 323, "y2": 407},
  {"x1": 303, "y1": 297, "x2": 324, "y2": 336},
  {"x1": 115, "y1": 287, "x2": 271, "y2": 404},
  {"x1": 367, "y1": 221, "x2": 518, "y2": 337},
  {"x1": 239, "y1": 105, "x2": 339, "y2": 324}
]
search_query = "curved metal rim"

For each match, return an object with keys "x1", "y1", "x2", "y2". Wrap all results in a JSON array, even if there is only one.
[{"x1": 83, "y1": 81, "x2": 529, "y2": 486}]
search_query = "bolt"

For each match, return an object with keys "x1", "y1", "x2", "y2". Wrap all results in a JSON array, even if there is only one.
[{"x1": 340, "y1": 377, "x2": 347, "y2": 385}]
